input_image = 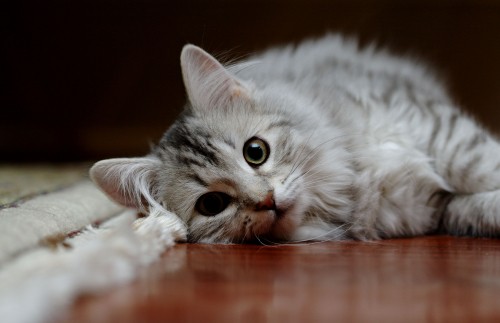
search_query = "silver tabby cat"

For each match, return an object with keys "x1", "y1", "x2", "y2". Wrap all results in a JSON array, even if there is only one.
[{"x1": 90, "y1": 34, "x2": 500, "y2": 243}]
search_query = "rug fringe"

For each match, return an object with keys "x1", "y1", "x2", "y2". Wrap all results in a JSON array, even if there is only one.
[{"x1": 0, "y1": 206, "x2": 186, "y2": 323}]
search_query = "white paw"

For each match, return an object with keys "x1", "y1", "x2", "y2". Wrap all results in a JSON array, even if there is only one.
[{"x1": 133, "y1": 205, "x2": 187, "y2": 244}]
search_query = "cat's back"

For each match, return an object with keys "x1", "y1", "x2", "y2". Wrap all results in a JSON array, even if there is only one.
[{"x1": 234, "y1": 34, "x2": 450, "y2": 107}]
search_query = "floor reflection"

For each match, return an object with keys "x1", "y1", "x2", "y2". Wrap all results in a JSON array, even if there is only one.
[{"x1": 61, "y1": 236, "x2": 500, "y2": 322}]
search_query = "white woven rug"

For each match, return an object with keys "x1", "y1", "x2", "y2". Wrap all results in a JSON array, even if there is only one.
[{"x1": 0, "y1": 180, "x2": 186, "y2": 323}]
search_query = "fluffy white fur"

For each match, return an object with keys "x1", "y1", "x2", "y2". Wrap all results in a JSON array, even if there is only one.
[
  {"x1": 0, "y1": 206, "x2": 186, "y2": 323},
  {"x1": 91, "y1": 34, "x2": 500, "y2": 243}
]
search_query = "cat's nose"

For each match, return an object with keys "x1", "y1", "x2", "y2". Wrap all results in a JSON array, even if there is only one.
[{"x1": 255, "y1": 191, "x2": 276, "y2": 211}]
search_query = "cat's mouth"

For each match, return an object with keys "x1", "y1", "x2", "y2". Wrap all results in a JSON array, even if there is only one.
[
  {"x1": 275, "y1": 208, "x2": 286, "y2": 218},
  {"x1": 275, "y1": 200, "x2": 296, "y2": 219},
  {"x1": 250, "y1": 205, "x2": 298, "y2": 243},
  {"x1": 254, "y1": 199, "x2": 291, "y2": 219},
  {"x1": 275, "y1": 198, "x2": 296, "y2": 218},
  {"x1": 247, "y1": 193, "x2": 299, "y2": 242}
]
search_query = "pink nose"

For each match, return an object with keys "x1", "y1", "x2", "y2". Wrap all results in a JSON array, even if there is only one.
[{"x1": 256, "y1": 191, "x2": 276, "y2": 211}]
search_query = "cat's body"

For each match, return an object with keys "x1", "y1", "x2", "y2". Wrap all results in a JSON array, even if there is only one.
[{"x1": 91, "y1": 34, "x2": 500, "y2": 243}]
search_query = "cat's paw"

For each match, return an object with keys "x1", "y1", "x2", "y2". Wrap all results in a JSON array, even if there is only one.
[{"x1": 133, "y1": 206, "x2": 187, "y2": 243}]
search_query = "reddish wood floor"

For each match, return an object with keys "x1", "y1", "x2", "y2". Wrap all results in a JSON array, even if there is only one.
[{"x1": 59, "y1": 236, "x2": 500, "y2": 322}]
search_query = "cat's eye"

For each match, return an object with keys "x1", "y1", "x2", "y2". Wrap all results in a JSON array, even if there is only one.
[
  {"x1": 243, "y1": 137, "x2": 269, "y2": 167},
  {"x1": 195, "y1": 192, "x2": 232, "y2": 216}
]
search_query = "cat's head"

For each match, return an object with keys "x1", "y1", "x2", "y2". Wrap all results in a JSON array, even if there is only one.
[{"x1": 90, "y1": 45, "x2": 353, "y2": 243}]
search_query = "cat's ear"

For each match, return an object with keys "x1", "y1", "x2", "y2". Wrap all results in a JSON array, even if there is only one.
[
  {"x1": 90, "y1": 157, "x2": 161, "y2": 210},
  {"x1": 180, "y1": 44, "x2": 249, "y2": 110}
]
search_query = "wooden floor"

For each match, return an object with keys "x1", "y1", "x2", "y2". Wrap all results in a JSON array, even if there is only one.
[{"x1": 59, "y1": 236, "x2": 500, "y2": 322}]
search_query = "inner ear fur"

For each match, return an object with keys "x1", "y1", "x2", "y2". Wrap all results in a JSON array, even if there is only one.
[{"x1": 180, "y1": 44, "x2": 250, "y2": 111}]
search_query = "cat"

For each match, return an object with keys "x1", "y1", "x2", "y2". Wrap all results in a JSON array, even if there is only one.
[{"x1": 90, "y1": 34, "x2": 500, "y2": 244}]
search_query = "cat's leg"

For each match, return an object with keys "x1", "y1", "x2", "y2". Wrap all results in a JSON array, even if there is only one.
[
  {"x1": 429, "y1": 108, "x2": 500, "y2": 236},
  {"x1": 431, "y1": 110, "x2": 500, "y2": 193},
  {"x1": 442, "y1": 191, "x2": 500, "y2": 236}
]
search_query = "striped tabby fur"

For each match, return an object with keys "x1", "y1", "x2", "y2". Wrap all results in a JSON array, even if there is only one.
[{"x1": 91, "y1": 34, "x2": 500, "y2": 243}]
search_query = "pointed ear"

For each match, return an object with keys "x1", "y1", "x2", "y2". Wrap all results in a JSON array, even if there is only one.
[
  {"x1": 180, "y1": 44, "x2": 249, "y2": 111},
  {"x1": 89, "y1": 157, "x2": 161, "y2": 210}
]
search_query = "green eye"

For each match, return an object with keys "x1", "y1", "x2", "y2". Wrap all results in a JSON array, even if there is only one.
[
  {"x1": 196, "y1": 192, "x2": 231, "y2": 216},
  {"x1": 243, "y1": 137, "x2": 270, "y2": 166}
]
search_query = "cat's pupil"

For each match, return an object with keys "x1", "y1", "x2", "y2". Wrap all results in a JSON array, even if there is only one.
[
  {"x1": 196, "y1": 192, "x2": 231, "y2": 216},
  {"x1": 243, "y1": 137, "x2": 269, "y2": 166},
  {"x1": 248, "y1": 143, "x2": 263, "y2": 160}
]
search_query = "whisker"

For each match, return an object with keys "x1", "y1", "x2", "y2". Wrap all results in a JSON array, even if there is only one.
[
  {"x1": 289, "y1": 223, "x2": 353, "y2": 244},
  {"x1": 253, "y1": 233, "x2": 279, "y2": 246}
]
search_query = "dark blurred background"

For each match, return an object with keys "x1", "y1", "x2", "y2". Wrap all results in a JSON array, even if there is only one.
[{"x1": 3, "y1": 0, "x2": 500, "y2": 162}]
